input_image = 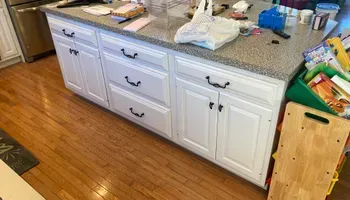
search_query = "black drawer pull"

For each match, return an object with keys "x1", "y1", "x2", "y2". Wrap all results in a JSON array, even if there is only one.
[
  {"x1": 69, "y1": 48, "x2": 78, "y2": 55},
  {"x1": 129, "y1": 108, "x2": 144, "y2": 118},
  {"x1": 62, "y1": 29, "x2": 75, "y2": 37},
  {"x1": 121, "y1": 48, "x2": 138, "y2": 59},
  {"x1": 205, "y1": 76, "x2": 230, "y2": 89},
  {"x1": 209, "y1": 102, "x2": 214, "y2": 109},
  {"x1": 125, "y1": 76, "x2": 141, "y2": 87},
  {"x1": 218, "y1": 104, "x2": 223, "y2": 112}
]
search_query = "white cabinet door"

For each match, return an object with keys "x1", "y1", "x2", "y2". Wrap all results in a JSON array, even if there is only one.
[
  {"x1": 75, "y1": 42, "x2": 108, "y2": 107},
  {"x1": 52, "y1": 33, "x2": 85, "y2": 95},
  {"x1": 216, "y1": 92, "x2": 272, "y2": 182},
  {"x1": 176, "y1": 78, "x2": 219, "y2": 159},
  {"x1": 0, "y1": 8, "x2": 18, "y2": 60}
]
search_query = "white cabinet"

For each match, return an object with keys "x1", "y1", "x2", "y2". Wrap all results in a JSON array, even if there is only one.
[
  {"x1": 103, "y1": 52, "x2": 170, "y2": 105},
  {"x1": 46, "y1": 14, "x2": 285, "y2": 188},
  {"x1": 52, "y1": 33, "x2": 85, "y2": 95},
  {"x1": 174, "y1": 56, "x2": 278, "y2": 105},
  {"x1": 176, "y1": 78, "x2": 218, "y2": 158},
  {"x1": 109, "y1": 84, "x2": 172, "y2": 138},
  {"x1": 216, "y1": 92, "x2": 272, "y2": 182},
  {"x1": 100, "y1": 33, "x2": 168, "y2": 71},
  {"x1": 176, "y1": 77, "x2": 273, "y2": 181},
  {"x1": 75, "y1": 42, "x2": 108, "y2": 106},
  {"x1": 0, "y1": 8, "x2": 18, "y2": 61},
  {"x1": 52, "y1": 33, "x2": 108, "y2": 107}
]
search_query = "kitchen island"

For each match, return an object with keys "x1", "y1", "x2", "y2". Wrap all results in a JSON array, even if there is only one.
[{"x1": 41, "y1": 0, "x2": 337, "y2": 188}]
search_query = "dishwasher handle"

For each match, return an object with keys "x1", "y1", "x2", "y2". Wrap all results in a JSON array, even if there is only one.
[{"x1": 17, "y1": 7, "x2": 40, "y2": 13}]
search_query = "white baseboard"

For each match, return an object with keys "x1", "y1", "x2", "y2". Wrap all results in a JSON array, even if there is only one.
[{"x1": 0, "y1": 56, "x2": 22, "y2": 69}]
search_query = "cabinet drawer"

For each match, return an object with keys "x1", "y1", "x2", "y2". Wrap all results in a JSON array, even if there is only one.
[
  {"x1": 175, "y1": 56, "x2": 278, "y2": 105},
  {"x1": 104, "y1": 53, "x2": 170, "y2": 105},
  {"x1": 100, "y1": 33, "x2": 168, "y2": 70},
  {"x1": 109, "y1": 84, "x2": 172, "y2": 138},
  {"x1": 47, "y1": 16, "x2": 98, "y2": 46}
]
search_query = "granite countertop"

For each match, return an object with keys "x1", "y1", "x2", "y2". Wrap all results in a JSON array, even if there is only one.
[{"x1": 41, "y1": 0, "x2": 337, "y2": 81}]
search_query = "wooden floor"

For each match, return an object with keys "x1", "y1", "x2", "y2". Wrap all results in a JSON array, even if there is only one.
[{"x1": 0, "y1": 55, "x2": 268, "y2": 200}]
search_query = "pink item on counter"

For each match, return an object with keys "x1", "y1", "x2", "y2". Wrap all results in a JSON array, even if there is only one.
[{"x1": 123, "y1": 18, "x2": 151, "y2": 32}]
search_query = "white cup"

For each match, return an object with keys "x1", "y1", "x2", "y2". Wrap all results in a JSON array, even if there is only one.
[{"x1": 300, "y1": 9, "x2": 314, "y2": 24}]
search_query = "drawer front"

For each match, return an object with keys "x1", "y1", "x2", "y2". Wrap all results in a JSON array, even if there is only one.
[
  {"x1": 47, "y1": 16, "x2": 98, "y2": 46},
  {"x1": 100, "y1": 33, "x2": 168, "y2": 70},
  {"x1": 175, "y1": 56, "x2": 278, "y2": 105},
  {"x1": 109, "y1": 84, "x2": 172, "y2": 138},
  {"x1": 104, "y1": 53, "x2": 170, "y2": 105}
]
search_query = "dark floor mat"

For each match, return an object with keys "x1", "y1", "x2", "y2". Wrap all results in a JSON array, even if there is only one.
[{"x1": 0, "y1": 129, "x2": 39, "y2": 175}]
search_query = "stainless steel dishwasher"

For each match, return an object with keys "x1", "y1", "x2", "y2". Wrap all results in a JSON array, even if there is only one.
[{"x1": 6, "y1": 0, "x2": 57, "y2": 62}]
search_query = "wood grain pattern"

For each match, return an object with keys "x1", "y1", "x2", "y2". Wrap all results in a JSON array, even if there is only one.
[
  {"x1": 268, "y1": 102, "x2": 350, "y2": 200},
  {"x1": 0, "y1": 55, "x2": 267, "y2": 200}
]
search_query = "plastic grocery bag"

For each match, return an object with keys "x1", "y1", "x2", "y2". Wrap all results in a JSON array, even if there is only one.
[{"x1": 174, "y1": 0, "x2": 240, "y2": 50}]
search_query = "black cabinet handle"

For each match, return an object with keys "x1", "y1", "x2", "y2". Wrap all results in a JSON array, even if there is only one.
[
  {"x1": 121, "y1": 48, "x2": 138, "y2": 59},
  {"x1": 205, "y1": 76, "x2": 230, "y2": 89},
  {"x1": 218, "y1": 104, "x2": 223, "y2": 112},
  {"x1": 125, "y1": 76, "x2": 141, "y2": 87},
  {"x1": 69, "y1": 48, "x2": 78, "y2": 56},
  {"x1": 209, "y1": 102, "x2": 214, "y2": 109},
  {"x1": 62, "y1": 29, "x2": 75, "y2": 37},
  {"x1": 129, "y1": 108, "x2": 144, "y2": 118}
]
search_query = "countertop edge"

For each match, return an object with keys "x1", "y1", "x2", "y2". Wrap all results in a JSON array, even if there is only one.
[{"x1": 41, "y1": 7, "x2": 299, "y2": 82}]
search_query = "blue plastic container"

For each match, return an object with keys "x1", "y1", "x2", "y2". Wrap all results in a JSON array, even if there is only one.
[
  {"x1": 316, "y1": 3, "x2": 340, "y2": 20},
  {"x1": 258, "y1": 6, "x2": 287, "y2": 31}
]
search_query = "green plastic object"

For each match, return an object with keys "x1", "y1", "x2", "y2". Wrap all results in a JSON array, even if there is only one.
[
  {"x1": 286, "y1": 69, "x2": 338, "y2": 116},
  {"x1": 304, "y1": 62, "x2": 350, "y2": 83}
]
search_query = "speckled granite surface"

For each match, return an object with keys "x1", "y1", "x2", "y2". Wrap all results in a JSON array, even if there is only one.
[{"x1": 40, "y1": 0, "x2": 337, "y2": 81}]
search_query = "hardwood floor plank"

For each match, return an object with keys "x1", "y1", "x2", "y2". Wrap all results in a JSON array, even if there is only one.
[
  {"x1": 166, "y1": 162, "x2": 203, "y2": 184},
  {"x1": 0, "y1": 85, "x2": 164, "y2": 199},
  {"x1": 93, "y1": 185, "x2": 121, "y2": 200},
  {"x1": 223, "y1": 178, "x2": 266, "y2": 200},
  {"x1": 36, "y1": 162, "x2": 95, "y2": 200},
  {"x1": 57, "y1": 190, "x2": 77, "y2": 200},
  {"x1": 199, "y1": 180, "x2": 240, "y2": 200},
  {"x1": 0, "y1": 120, "x2": 104, "y2": 200},
  {"x1": 92, "y1": 178, "x2": 134, "y2": 200},
  {"x1": 30, "y1": 167, "x2": 62, "y2": 194},
  {"x1": 185, "y1": 180, "x2": 224, "y2": 200},
  {"x1": 153, "y1": 187, "x2": 180, "y2": 200},
  {"x1": 21, "y1": 171, "x2": 62, "y2": 200},
  {"x1": 53, "y1": 146, "x2": 143, "y2": 200},
  {"x1": 102, "y1": 174, "x2": 152, "y2": 200},
  {"x1": 0, "y1": 106, "x2": 99, "y2": 191},
  {"x1": 104, "y1": 164, "x2": 156, "y2": 191},
  {"x1": 131, "y1": 182, "x2": 165, "y2": 200},
  {"x1": 1, "y1": 112, "x2": 139, "y2": 200}
]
